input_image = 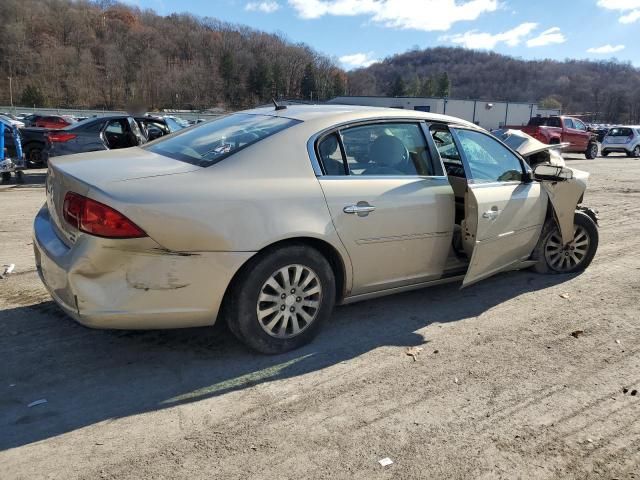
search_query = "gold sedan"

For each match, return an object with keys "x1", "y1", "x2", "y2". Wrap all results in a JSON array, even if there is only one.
[{"x1": 34, "y1": 105, "x2": 599, "y2": 353}]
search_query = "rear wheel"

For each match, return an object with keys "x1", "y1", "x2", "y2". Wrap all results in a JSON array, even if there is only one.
[
  {"x1": 25, "y1": 146, "x2": 45, "y2": 168},
  {"x1": 585, "y1": 142, "x2": 598, "y2": 159},
  {"x1": 225, "y1": 245, "x2": 336, "y2": 354},
  {"x1": 532, "y1": 212, "x2": 598, "y2": 274},
  {"x1": 629, "y1": 145, "x2": 640, "y2": 158}
]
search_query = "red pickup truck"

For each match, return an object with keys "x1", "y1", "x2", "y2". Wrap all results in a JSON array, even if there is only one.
[{"x1": 512, "y1": 116, "x2": 599, "y2": 159}]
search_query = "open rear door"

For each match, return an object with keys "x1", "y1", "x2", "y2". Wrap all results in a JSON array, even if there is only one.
[{"x1": 462, "y1": 183, "x2": 546, "y2": 287}]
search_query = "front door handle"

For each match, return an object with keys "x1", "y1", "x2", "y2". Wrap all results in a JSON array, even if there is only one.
[
  {"x1": 344, "y1": 202, "x2": 376, "y2": 216},
  {"x1": 482, "y1": 206, "x2": 501, "y2": 219}
]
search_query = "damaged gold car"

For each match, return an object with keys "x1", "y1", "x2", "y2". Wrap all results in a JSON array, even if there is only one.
[{"x1": 34, "y1": 105, "x2": 599, "y2": 353}]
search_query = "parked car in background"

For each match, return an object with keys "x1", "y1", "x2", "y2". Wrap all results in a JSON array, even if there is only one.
[
  {"x1": 135, "y1": 115, "x2": 184, "y2": 141},
  {"x1": 34, "y1": 105, "x2": 599, "y2": 354},
  {"x1": 0, "y1": 113, "x2": 25, "y2": 128},
  {"x1": 21, "y1": 115, "x2": 146, "y2": 166},
  {"x1": 601, "y1": 126, "x2": 640, "y2": 157},
  {"x1": 24, "y1": 114, "x2": 76, "y2": 129},
  {"x1": 46, "y1": 115, "x2": 146, "y2": 158},
  {"x1": 511, "y1": 116, "x2": 599, "y2": 159}
]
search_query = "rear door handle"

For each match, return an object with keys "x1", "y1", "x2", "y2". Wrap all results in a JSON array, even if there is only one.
[{"x1": 344, "y1": 203, "x2": 376, "y2": 216}]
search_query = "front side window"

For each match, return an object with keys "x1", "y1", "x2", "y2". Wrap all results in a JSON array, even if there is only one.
[
  {"x1": 455, "y1": 129, "x2": 523, "y2": 183},
  {"x1": 574, "y1": 119, "x2": 586, "y2": 131},
  {"x1": 145, "y1": 114, "x2": 300, "y2": 166},
  {"x1": 338, "y1": 123, "x2": 433, "y2": 176},
  {"x1": 564, "y1": 118, "x2": 575, "y2": 129}
]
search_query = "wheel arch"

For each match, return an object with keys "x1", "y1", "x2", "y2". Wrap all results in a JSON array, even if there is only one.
[{"x1": 219, "y1": 236, "x2": 350, "y2": 322}]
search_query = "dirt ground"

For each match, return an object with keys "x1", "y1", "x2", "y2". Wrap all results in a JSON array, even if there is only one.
[{"x1": 1, "y1": 156, "x2": 639, "y2": 480}]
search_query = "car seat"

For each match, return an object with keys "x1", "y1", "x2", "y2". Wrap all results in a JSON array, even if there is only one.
[{"x1": 365, "y1": 135, "x2": 416, "y2": 175}]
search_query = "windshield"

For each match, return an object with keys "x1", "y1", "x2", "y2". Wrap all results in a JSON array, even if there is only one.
[{"x1": 144, "y1": 113, "x2": 301, "y2": 166}]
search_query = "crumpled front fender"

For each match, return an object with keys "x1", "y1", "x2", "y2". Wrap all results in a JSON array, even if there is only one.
[{"x1": 540, "y1": 167, "x2": 589, "y2": 245}]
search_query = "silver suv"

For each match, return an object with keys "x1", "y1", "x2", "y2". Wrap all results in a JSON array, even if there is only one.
[{"x1": 602, "y1": 126, "x2": 640, "y2": 157}]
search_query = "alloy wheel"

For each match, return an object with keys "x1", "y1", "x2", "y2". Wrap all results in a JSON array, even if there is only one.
[
  {"x1": 634, "y1": 146, "x2": 640, "y2": 157},
  {"x1": 256, "y1": 264, "x2": 322, "y2": 339},
  {"x1": 544, "y1": 225, "x2": 590, "y2": 272}
]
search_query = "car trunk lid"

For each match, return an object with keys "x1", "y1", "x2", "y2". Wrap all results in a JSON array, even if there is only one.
[{"x1": 46, "y1": 147, "x2": 200, "y2": 245}]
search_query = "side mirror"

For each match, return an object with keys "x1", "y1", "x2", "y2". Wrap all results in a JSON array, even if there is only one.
[{"x1": 533, "y1": 164, "x2": 573, "y2": 182}]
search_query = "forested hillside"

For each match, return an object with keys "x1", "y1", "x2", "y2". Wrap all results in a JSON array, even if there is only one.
[
  {"x1": 0, "y1": 0, "x2": 346, "y2": 110},
  {"x1": 348, "y1": 47, "x2": 640, "y2": 123}
]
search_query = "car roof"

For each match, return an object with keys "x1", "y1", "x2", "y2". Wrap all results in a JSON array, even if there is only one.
[{"x1": 241, "y1": 104, "x2": 480, "y2": 129}]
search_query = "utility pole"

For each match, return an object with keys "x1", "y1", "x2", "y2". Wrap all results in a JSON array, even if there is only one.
[{"x1": 8, "y1": 77, "x2": 13, "y2": 112}]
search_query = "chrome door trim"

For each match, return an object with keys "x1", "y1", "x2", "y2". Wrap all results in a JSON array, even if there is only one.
[{"x1": 307, "y1": 117, "x2": 472, "y2": 177}]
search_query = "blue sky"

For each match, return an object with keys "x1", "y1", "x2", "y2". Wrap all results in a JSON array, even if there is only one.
[{"x1": 128, "y1": 0, "x2": 638, "y2": 69}]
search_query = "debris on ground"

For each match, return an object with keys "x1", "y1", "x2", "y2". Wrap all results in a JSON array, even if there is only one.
[
  {"x1": 27, "y1": 399, "x2": 47, "y2": 408},
  {"x1": 632, "y1": 390, "x2": 638, "y2": 396},
  {"x1": 378, "y1": 457, "x2": 393, "y2": 467},
  {"x1": 559, "y1": 293, "x2": 570, "y2": 299},
  {"x1": 454, "y1": 377, "x2": 459, "y2": 384},
  {"x1": 0, "y1": 264, "x2": 16, "y2": 279},
  {"x1": 405, "y1": 346, "x2": 424, "y2": 361},
  {"x1": 615, "y1": 339, "x2": 621, "y2": 344},
  {"x1": 623, "y1": 388, "x2": 629, "y2": 394},
  {"x1": 570, "y1": 330, "x2": 585, "y2": 338}
]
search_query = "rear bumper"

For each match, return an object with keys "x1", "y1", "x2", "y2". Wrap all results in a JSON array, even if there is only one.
[{"x1": 33, "y1": 204, "x2": 254, "y2": 329}]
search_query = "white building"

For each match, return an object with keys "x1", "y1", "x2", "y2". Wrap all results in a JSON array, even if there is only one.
[{"x1": 327, "y1": 96, "x2": 561, "y2": 131}]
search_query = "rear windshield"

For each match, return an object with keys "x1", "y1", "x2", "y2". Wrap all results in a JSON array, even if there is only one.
[
  {"x1": 144, "y1": 113, "x2": 300, "y2": 166},
  {"x1": 607, "y1": 127, "x2": 633, "y2": 137},
  {"x1": 528, "y1": 117, "x2": 562, "y2": 128}
]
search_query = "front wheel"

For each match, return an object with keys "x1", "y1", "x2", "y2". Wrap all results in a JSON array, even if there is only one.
[
  {"x1": 225, "y1": 245, "x2": 336, "y2": 354},
  {"x1": 585, "y1": 142, "x2": 598, "y2": 159},
  {"x1": 532, "y1": 211, "x2": 599, "y2": 274}
]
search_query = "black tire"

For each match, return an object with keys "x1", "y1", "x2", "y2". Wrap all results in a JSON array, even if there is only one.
[
  {"x1": 585, "y1": 142, "x2": 598, "y2": 159},
  {"x1": 532, "y1": 211, "x2": 598, "y2": 274},
  {"x1": 225, "y1": 245, "x2": 336, "y2": 354},
  {"x1": 628, "y1": 146, "x2": 640, "y2": 158},
  {"x1": 25, "y1": 145, "x2": 45, "y2": 168}
]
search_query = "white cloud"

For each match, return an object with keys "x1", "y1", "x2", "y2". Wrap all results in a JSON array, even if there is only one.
[
  {"x1": 619, "y1": 8, "x2": 640, "y2": 22},
  {"x1": 597, "y1": 0, "x2": 640, "y2": 22},
  {"x1": 288, "y1": 0, "x2": 498, "y2": 31},
  {"x1": 587, "y1": 44, "x2": 626, "y2": 54},
  {"x1": 245, "y1": 1, "x2": 280, "y2": 13},
  {"x1": 526, "y1": 27, "x2": 566, "y2": 47},
  {"x1": 597, "y1": 0, "x2": 640, "y2": 9},
  {"x1": 440, "y1": 22, "x2": 537, "y2": 49},
  {"x1": 339, "y1": 52, "x2": 380, "y2": 69}
]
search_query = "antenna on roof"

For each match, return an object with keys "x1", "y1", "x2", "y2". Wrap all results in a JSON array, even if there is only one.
[{"x1": 272, "y1": 98, "x2": 287, "y2": 111}]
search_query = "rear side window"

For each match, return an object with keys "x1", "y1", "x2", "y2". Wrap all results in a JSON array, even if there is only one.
[
  {"x1": 608, "y1": 127, "x2": 633, "y2": 137},
  {"x1": 317, "y1": 122, "x2": 435, "y2": 176},
  {"x1": 145, "y1": 114, "x2": 300, "y2": 167}
]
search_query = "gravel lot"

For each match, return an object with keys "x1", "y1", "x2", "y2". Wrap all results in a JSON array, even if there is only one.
[{"x1": 1, "y1": 156, "x2": 639, "y2": 480}]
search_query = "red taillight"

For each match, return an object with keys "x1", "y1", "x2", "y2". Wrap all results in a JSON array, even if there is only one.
[
  {"x1": 63, "y1": 192, "x2": 147, "y2": 238},
  {"x1": 48, "y1": 132, "x2": 77, "y2": 143}
]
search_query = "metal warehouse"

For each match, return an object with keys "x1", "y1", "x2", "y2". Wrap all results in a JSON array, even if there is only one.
[{"x1": 327, "y1": 96, "x2": 561, "y2": 130}]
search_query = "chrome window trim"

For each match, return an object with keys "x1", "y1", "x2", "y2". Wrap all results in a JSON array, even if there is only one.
[{"x1": 306, "y1": 117, "x2": 466, "y2": 179}]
